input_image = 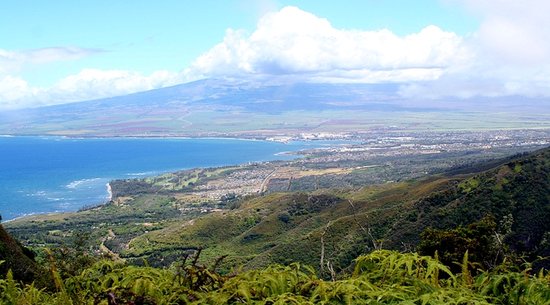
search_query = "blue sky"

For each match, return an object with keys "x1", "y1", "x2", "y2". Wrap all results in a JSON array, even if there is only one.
[{"x1": 0, "y1": 0, "x2": 548, "y2": 108}]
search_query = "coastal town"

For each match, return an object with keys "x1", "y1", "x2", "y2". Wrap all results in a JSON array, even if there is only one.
[{"x1": 109, "y1": 128, "x2": 550, "y2": 209}]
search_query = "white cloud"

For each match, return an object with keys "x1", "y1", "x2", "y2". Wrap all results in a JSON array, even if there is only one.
[
  {"x1": 458, "y1": 0, "x2": 550, "y2": 64},
  {"x1": 0, "y1": 69, "x2": 182, "y2": 110},
  {"x1": 402, "y1": 0, "x2": 550, "y2": 98},
  {"x1": 188, "y1": 4, "x2": 550, "y2": 98},
  {"x1": 470, "y1": 0, "x2": 550, "y2": 96},
  {"x1": 0, "y1": 76, "x2": 34, "y2": 108},
  {"x1": 187, "y1": 6, "x2": 470, "y2": 82},
  {"x1": 0, "y1": 50, "x2": 20, "y2": 75},
  {"x1": 0, "y1": 45, "x2": 191, "y2": 109}
]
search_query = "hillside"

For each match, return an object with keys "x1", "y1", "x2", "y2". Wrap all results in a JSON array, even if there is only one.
[
  {"x1": 392, "y1": 148, "x2": 550, "y2": 252},
  {"x1": 0, "y1": 224, "x2": 42, "y2": 283},
  {"x1": 118, "y1": 147, "x2": 549, "y2": 272},
  {"x1": 6, "y1": 147, "x2": 550, "y2": 275}
]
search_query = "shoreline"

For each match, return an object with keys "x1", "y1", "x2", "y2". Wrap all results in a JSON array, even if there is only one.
[
  {"x1": 1, "y1": 137, "x2": 341, "y2": 222},
  {"x1": 2, "y1": 210, "x2": 73, "y2": 224}
]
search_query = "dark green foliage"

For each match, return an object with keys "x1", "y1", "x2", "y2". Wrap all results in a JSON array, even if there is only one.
[
  {"x1": 287, "y1": 193, "x2": 341, "y2": 216},
  {"x1": 109, "y1": 179, "x2": 158, "y2": 197},
  {"x1": 277, "y1": 212, "x2": 291, "y2": 223},
  {"x1": 2, "y1": 250, "x2": 550, "y2": 304},
  {"x1": 45, "y1": 231, "x2": 99, "y2": 279},
  {"x1": 418, "y1": 217, "x2": 504, "y2": 271},
  {"x1": 0, "y1": 224, "x2": 43, "y2": 284},
  {"x1": 391, "y1": 147, "x2": 550, "y2": 269}
]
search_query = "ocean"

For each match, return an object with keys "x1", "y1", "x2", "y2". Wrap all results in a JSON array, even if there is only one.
[{"x1": 0, "y1": 136, "x2": 331, "y2": 221}]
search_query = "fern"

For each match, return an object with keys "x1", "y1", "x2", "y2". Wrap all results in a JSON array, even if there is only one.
[{"x1": 0, "y1": 250, "x2": 548, "y2": 304}]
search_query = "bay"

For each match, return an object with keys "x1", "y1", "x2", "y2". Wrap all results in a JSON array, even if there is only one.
[{"x1": 0, "y1": 136, "x2": 330, "y2": 221}]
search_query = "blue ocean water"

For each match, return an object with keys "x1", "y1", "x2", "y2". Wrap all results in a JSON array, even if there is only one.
[{"x1": 0, "y1": 136, "x2": 332, "y2": 221}]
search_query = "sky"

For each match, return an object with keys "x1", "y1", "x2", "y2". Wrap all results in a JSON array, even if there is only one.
[{"x1": 0, "y1": 0, "x2": 549, "y2": 109}]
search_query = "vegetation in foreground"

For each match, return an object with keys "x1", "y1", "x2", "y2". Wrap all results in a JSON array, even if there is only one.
[{"x1": 1, "y1": 249, "x2": 550, "y2": 304}]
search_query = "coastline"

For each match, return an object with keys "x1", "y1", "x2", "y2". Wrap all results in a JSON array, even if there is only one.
[
  {"x1": 1, "y1": 136, "x2": 341, "y2": 222},
  {"x1": 2, "y1": 210, "x2": 75, "y2": 224}
]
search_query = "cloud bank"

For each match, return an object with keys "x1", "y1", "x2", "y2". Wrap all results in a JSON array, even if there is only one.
[
  {"x1": 188, "y1": 6, "x2": 469, "y2": 82},
  {"x1": 188, "y1": 4, "x2": 550, "y2": 98},
  {"x1": 0, "y1": 47, "x2": 182, "y2": 109},
  {"x1": 0, "y1": 47, "x2": 138, "y2": 108}
]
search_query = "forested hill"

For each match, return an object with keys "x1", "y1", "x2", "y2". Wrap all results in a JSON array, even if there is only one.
[{"x1": 391, "y1": 147, "x2": 550, "y2": 268}]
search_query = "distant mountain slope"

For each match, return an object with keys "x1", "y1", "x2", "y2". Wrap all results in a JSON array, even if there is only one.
[{"x1": 1, "y1": 79, "x2": 549, "y2": 136}]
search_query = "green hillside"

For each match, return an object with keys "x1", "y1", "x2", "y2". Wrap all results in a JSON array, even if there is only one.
[
  {"x1": 2, "y1": 147, "x2": 550, "y2": 303},
  {"x1": 0, "y1": 223, "x2": 45, "y2": 284},
  {"x1": 6, "y1": 148, "x2": 550, "y2": 274},
  {"x1": 115, "y1": 147, "x2": 549, "y2": 273}
]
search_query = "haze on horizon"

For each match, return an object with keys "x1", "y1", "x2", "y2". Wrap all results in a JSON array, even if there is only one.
[{"x1": 0, "y1": 0, "x2": 549, "y2": 110}]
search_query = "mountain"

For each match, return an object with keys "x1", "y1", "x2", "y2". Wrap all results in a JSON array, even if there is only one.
[{"x1": 1, "y1": 79, "x2": 549, "y2": 137}]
